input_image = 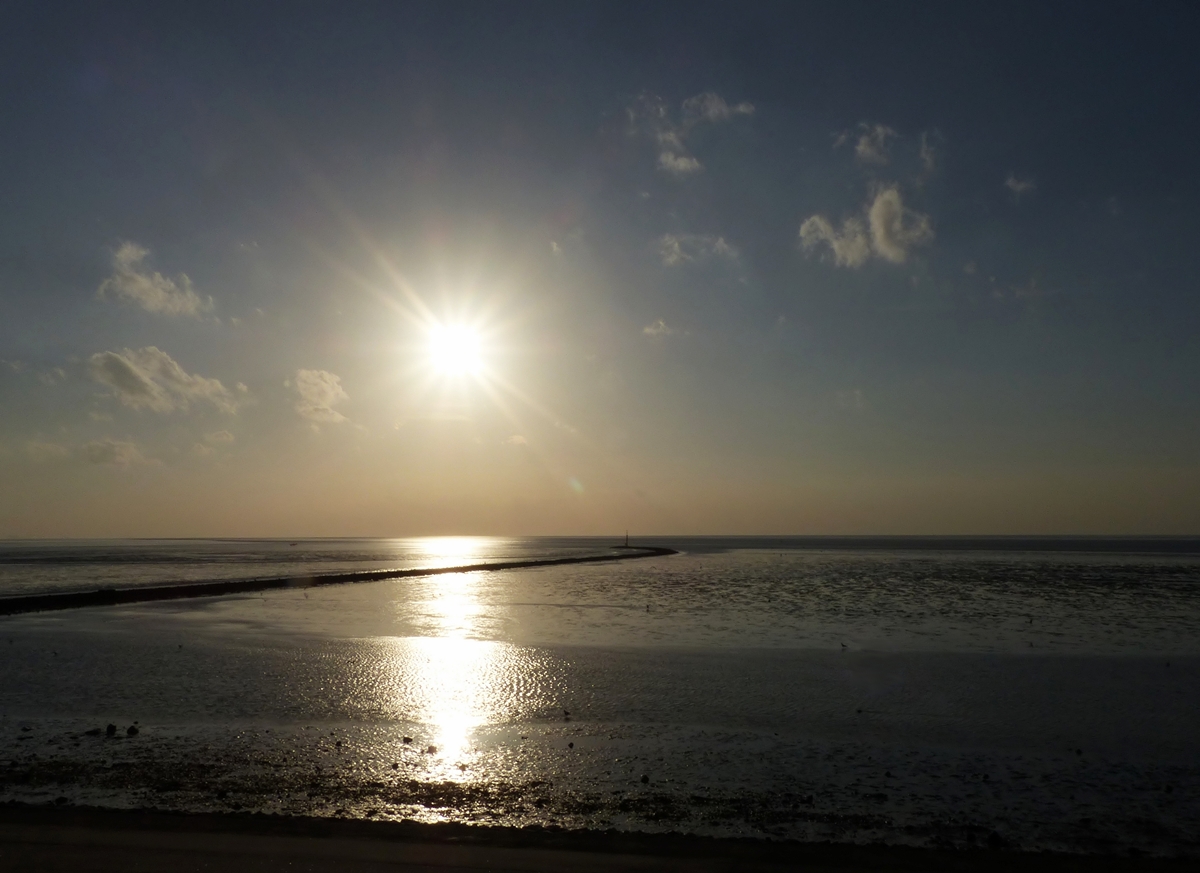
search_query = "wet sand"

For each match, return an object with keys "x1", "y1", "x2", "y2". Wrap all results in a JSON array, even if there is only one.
[{"x1": 1, "y1": 804, "x2": 1193, "y2": 872}]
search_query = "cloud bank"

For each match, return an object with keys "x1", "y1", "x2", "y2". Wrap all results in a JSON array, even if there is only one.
[
  {"x1": 96, "y1": 243, "x2": 214, "y2": 317},
  {"x1": 88, "y1": 347, "x2": 241, "y2": 413},
  {"x1": 291, "y1": 369, "x2": 349, "y2": 423}
]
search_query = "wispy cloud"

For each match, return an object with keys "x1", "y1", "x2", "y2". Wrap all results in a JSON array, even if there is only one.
[
  {"x1": 836, "y1": 123, "x2": 896, "y2": 165},
  {"x1": 193, "y1": 430, "x2": 236, "y2": 455},
  {"x1": 291, "y1": 369, "x2": 349, "y2": 424},
  {"x1": 657, "y1": 233, "x2": 739, "y2": 266},
  {"x1": 82, "y1": 438, "x2": 149, "y2": 467},
  {"x1": 1005, "y1": 173, "x2": 1037, "y2": 201},
  {"x1": 630, "y1": 91, "x2": 754, "y2": 176},
  {"x1": 658, "y1": 152, "x2": 702, "y2": 175},
  {"x1": 681, "y1": 92, "x2": 755, "y2": 124},
  {"x1": 800, "y1": 186, "x2": 933, "y2": 268},
  {"x1": 917, "y1": 130, "x2": 940, "y2": 184},
  {"x1": 88, "y1": 346, "x2": 241, "y2": 413},
  {"x1": 23, "y1": 438, "x2": 150, "y2": 467},
  {"x1": 96, "y1": 242, "x2": 214, "y2": 317},
  {"x1": 642, "y1": 318, "x2": 677, "y2": 337}
]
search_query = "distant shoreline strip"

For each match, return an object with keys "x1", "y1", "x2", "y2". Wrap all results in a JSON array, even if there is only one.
[{"x1": 0, "y1": 546, "x2": 679, "y2": 617}]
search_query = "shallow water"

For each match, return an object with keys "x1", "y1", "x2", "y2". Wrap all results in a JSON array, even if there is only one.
[
  {"x1": 1, "y1": 538, "x2": 1199, "y2": 855},
  {"x1": 0, "y1": 536, "x2": 612, "y2": 598}
]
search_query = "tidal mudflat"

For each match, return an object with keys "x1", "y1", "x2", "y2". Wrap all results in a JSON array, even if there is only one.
[{"x1": 2, "y1": 538, "x2": 1198, "y2": 858}]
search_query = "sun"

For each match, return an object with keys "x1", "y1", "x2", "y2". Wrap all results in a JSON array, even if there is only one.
[{"x1": 427, "y1": 323, "x2": 484, "y2": 378}]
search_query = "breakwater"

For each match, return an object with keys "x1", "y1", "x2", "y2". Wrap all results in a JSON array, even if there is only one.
[{"x1": 0, "y1": 546, "x2": 678, "y2": 616}]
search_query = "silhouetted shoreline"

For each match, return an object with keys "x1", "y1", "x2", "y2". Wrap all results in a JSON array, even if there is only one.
[
  {"x1": 0, "y1": 546, "x2": 678, "y2": 616},
  {"x1": 0, "y1": 803, "x2": 1194, "y2": 872}
]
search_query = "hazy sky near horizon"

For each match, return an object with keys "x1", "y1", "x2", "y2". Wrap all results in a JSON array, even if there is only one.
[{"x1": 2, "y1": 2, "x2": 1199, "y2": 537}]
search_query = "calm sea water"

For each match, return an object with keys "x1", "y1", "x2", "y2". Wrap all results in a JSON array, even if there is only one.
[{"x1": 2, "y1": 537, "x2": 1199, "y2": 855}]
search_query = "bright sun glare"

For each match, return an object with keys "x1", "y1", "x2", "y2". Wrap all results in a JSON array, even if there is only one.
[{"x1": 427, "y1": 323, "x2": 484, "y2": 378}]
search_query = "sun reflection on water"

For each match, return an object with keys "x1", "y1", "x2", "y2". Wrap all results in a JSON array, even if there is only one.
[
  {"x1": 383, "y1": 536, "x2": 532, "y2": 780},
  {"x1": 411, "y1": 535, "x2": 500, "y2": 567}
]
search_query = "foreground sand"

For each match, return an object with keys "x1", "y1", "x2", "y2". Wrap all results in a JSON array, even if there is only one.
[{"x1": 0, "y1": 805, "x2": 1194, "y2": 872}]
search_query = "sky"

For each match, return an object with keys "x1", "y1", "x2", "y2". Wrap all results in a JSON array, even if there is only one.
[{"x1": 2, "y1": 1, "x2": 1199, "y2": 537}]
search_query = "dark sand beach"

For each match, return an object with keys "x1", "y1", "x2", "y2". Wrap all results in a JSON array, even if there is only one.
[{"x1": 2, "y1": 804, "x2": 1194, "y2": 872}]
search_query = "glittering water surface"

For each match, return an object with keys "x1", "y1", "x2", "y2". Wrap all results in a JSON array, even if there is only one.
[
  {"x1": 1, "y1": 537, "x2": 1199, "y2": 855},
  {"x1": 0, "y1": 536, "x2": 607, "y2": 598}
]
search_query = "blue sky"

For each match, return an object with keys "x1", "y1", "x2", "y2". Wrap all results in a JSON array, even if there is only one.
[{"x1": 2, "y1": 2, "x2": 1198, "y2": 536}]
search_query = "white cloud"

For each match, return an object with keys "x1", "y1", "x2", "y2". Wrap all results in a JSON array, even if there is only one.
[
  {"x1": 800, "y1": 187, "x2": 932, "y2": 268},
  {"x1": 504, "y1": 434, "x2": 528, "y2": 446},
  {"x1": 642, "y1": 319, "x2": 678, "y2": 337},
  {"x1": 291, "y1": 369, "x2": 349, "y2": 424},
  {"x1": 630, "y1": 91, "x2": 754, "y2": 178},
  {"x1": 799, "y1": 215, "x2": 871, "y2": 268},
  {"x1": 657, "y1": 233, "x2": 739, "y2": 266},
  {"x1": 1005, "y1": 173, "x2": 1036, "y2": 200},
  {"x1": 868, "y1": 186, "x2": 934, "y2": 263},
  {"x1": 82, "y1": 438, "x2": 147, "y2": 467},
  {"x1": 96, "y1": 242, "x2": 214, "y2": 317},
  {"x1": 853, "y1": 123, "x2": 897, "y2": 165},
  {"x1": 88, "y1": 347, "x2": 240, "y2": 413},
  {"x1": 658, "y1": 152, "x2": 702, "y2": 175},
  {"x1": 37, "y1": 367, "x2": 67, "y2": 386}
]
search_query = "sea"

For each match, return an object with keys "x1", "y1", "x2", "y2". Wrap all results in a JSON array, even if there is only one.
[{"x1": 1, "y1": 536, "x2": 1198, "y2": 856}]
